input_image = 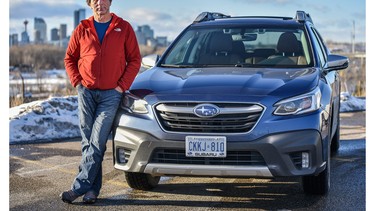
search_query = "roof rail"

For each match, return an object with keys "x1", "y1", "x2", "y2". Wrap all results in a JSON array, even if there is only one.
[
  {"x1": 193, "y1": 12, "x2": 231, "y2": 23},
  {"x1": 295, "y1": 11, "x2": 313, "y2": 24}
]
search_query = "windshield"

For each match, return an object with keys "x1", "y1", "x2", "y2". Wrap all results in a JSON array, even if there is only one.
[{"x1": 161, "y1": 26, "x2": 313, "y2": 68}]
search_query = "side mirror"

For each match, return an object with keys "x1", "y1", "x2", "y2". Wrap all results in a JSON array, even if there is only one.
[
  {"x1": 141, "y1": 54, "x2": 159, "y2": 69},
  {"x1": 325, "y1": 54, "x2": 349, "y2": 72}
]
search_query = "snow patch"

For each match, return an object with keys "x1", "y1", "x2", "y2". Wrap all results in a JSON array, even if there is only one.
[
  {"x1": 9, "y1": 96, "x2": 80, "y2": 143},
  {"x1": 340, "y1": 95, "x2": 366, "y2": 112}
]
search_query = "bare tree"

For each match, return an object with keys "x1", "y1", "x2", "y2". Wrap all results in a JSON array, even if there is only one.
[{"x1": 10, "y1": 44, "x2": 66, "y2": 70}]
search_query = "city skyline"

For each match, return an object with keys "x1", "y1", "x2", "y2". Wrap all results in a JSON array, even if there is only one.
[
  {"x1": 9, "y1": 14, "x2": 167, "y2": 50},
  {"x1": 9, "y1": 0, "x2": 367, "y2": 44}
]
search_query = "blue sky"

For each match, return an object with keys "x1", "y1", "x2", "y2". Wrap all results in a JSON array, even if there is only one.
[{"x1": 9, "y1": 0, "x2": 366, "y2": 43}]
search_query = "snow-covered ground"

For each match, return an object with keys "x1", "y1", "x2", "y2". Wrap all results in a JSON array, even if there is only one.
[
  {"x1": 9, "y1": 96, "x2": 80, "y2": 143},
  {"x1": 340, "y1": 95, "x2": 366, "y2": 112},
  {"x1": 9, "y1": 94, "x2": 366, "y2": 144}
]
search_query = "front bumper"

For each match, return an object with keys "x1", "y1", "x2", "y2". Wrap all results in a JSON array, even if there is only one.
[{"x1": 113, "y1": 127, "x2": 325, "y2": 178}]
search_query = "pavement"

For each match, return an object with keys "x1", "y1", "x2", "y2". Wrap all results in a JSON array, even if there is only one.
[
  {"x1": 8, "y1": 111, "x2": 367, "y2": 210},
  {"x1": 340, "y1": 111, "x2": 366, "y2": 140}
]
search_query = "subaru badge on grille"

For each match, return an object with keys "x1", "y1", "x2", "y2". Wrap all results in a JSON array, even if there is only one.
[{"x1": 193, "y1": 104, "x2": 220, "y2": 118}]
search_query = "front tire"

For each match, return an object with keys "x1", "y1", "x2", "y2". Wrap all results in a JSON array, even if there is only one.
[
  {"x1": 302, "y1": 151, "x2": 330, "y2": 195},
  {"x1": 125, "y1": 172, "x2": 160, "y2": 190},
  {"x1": 331, "y1": 110, "x2": 340, "y2": 155}
]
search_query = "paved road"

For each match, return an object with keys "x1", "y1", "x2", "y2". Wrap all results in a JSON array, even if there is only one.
[{"x1": 9, "y1": 112, "x2": 366, "y2": 211}]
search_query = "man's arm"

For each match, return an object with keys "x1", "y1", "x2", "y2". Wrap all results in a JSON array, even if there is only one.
[
  {"x1": 64, "y1": 28, "x2": 82, "y2": 88},
  {"x1": 117, "y1": 24, "x2": 141, "y2": 92}
]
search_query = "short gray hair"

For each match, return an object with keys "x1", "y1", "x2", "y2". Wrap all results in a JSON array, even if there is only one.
[{"x1": 86, "y1": 0, "x2": 112, "y2": 6}]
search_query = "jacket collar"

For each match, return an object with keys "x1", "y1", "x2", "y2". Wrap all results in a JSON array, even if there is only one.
[{"x1": 81, "y1": 13, "x2": 121, "y2": 31}]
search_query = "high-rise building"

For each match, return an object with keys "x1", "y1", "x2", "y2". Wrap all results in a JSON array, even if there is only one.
[
  {"x1": 21, "y1": 31, "x2": 30, "y2": 45},
  {"x1": 34, "y1": 17, "x2": 47, "y2": 44},
  {"x1": 9, "y1": 34, "x2": 19, "y2": 46},
  {"x1": 34, "y1": 30, "x2": 42, "y2": 43},
  {"x1": 135, "y1": 25, "x2": 154, "y2": 45},
  {"x1": 51, "y1": 28, "x2": 59, "y2": 41},
  {"x1": 59, "y1": 24, "x2": 67, "y2": 40},
  {"x1": 139, "y1": 25, "x2": 154, "y2": 39},
  {"x1": 74, "y1": 9, "x2": 86, "y2": 29}
]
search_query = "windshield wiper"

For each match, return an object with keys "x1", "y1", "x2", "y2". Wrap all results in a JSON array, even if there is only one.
[
  {"x1": 160, "y1": 64, "x2": 197, "y2": 68},
  {"x1": 234, "y1": 63, "x2": 255, "y2": 67},
  {"x1": 160, "y1": 64, "x2": 255, "y2": 68}
]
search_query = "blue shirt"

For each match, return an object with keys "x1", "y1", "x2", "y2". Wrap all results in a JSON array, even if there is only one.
[{"x1": 94, "y1": 19, "x2": 111, "y2": 44}]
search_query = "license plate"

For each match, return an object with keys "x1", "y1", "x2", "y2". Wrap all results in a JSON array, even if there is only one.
[{"x1": 185, "y1": 136, "x2": 227, "y2": 157}]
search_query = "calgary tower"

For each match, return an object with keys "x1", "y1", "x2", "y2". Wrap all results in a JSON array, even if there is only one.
[{"x1": 23, "y1": 20, "x2": 28, "y2": 32}]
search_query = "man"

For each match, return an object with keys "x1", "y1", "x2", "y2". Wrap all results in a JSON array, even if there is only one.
[{"x1": 61, "y1": 0, "x2": 141, "y2": 204}]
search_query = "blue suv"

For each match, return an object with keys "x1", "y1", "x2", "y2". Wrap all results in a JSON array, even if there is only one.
[{"x1": 113, "y1": 11, "x2": 348, "y2": 194}]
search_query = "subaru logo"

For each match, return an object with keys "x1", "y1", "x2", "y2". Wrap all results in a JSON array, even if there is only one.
[{"x1": 193, "y1": 104, "x2": 220, "y2": 118}]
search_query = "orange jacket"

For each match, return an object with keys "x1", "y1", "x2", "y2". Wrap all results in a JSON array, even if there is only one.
[{"x1": 65, "y1": 13, "x2": 141, "y2": 91}]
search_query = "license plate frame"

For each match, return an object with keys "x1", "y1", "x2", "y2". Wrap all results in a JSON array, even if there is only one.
[{"x1": 185, "y1": 136, "x2": 227, "y2": 158}]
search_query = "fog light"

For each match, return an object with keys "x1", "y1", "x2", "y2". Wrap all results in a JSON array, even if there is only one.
[
  {"x1": 118, "y1": 148, "x2": 127, "y2": 164},
  {"x1": 302, "y1": 152, "x2": 309, "y2": 168}
]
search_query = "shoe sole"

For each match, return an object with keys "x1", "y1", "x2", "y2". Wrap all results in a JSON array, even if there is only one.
[{"x1": 83, "y1": 198, "x2": 97, "y2": 204}]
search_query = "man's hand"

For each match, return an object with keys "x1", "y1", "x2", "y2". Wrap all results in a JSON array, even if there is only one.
[{"x1": 115, "y1": 86, "x2": 123, "y2": 93}]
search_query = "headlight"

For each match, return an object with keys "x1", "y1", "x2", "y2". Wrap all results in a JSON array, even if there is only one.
[
  {"x1": 274, "y1": 88, "x2": 321, "y2": 115},
  {"x1": 121, "y1": 93, "x2": 149, "y2": 114}
]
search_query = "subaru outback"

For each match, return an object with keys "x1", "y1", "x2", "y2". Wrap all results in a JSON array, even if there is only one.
[{"x1": 112, "y1": 11, "x2": 348, "y2": 194}]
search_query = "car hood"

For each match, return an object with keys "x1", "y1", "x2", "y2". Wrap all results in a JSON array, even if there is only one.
[{"x1": 130, "y1": 67, "x2": 319, "y2": 99}]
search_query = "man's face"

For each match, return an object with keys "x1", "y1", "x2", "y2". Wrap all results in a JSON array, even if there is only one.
[{"x1": 89, "y1": 0, "x2": 111, "y2": 16}]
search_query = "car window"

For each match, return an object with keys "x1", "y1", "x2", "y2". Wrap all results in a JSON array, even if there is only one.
[
  {"x1": 313, "y1": 28, "x2": 329, "y2": 55},
  {"x1": 164, "y1": 30, "x2": 198, "y2": 64},
  {"x1": 161, "y1": 26, "x2": 313, "y2": 68},
  {"x1": 310, "y1": 27, "x2": 327, "y2": 67}
]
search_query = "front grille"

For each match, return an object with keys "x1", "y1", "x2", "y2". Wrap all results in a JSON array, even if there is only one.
[
  {"x1": 151, "y1": 149, "x2": 266, "y2": 166},
  {"x1": 154, "y1": 103, "x2": 263, "y2": 133}
]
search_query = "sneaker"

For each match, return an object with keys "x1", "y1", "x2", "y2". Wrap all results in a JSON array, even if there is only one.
[
  {"x1": 60, "y1": 190, "x2": 80, "y2": 204},
  {"x1": 83, "y1": 190, "x2": 97, "y2": 204}
]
